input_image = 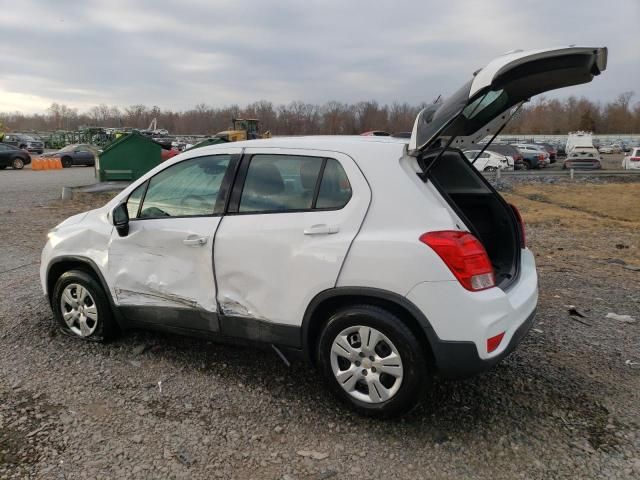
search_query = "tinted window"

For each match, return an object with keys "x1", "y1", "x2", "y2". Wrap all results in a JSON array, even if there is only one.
[
  {"x1": 316, "y1": 159, "x2": 352, "y2": 209},
  {"x1": 240, "y1": 155, "x2": 323, "y2": 212},
  {"x1": 138, "y1": 155, "x2": 230, "y2": 218}
]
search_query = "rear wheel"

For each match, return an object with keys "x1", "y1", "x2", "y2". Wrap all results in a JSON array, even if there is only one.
[
  {"x1": 522, "y1": 160, "x2": 531, "y2": 170},
  {"x1": 317, "y1": 305, "x2": 428, "y2": 417},
  {"x1": 62, "y1": 156, "x2": 73, "y2": 168},
  {"x1": 12, "y1": 157, "x2": 24, "y2": 169},
  {"x1": 52, "y1": 270, "x2": 118, "y2": 342}
]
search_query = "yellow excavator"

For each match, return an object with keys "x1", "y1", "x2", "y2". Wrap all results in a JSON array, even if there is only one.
[{"x1": 215, "y1": 118, "x2": 271, "y2": 142}]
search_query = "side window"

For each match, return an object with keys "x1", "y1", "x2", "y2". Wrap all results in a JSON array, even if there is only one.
[
  {"x1": 239, "y1": 155, "x2": 323, "y2": 212},
  {"x1": 138, "y1": 155, "x2": 231, "y2": 219},
  {"x1": 316, "y1": 159, "x2": 352, "y2": 209},
  {"x1": 126, "y1": 181, "x2": 147, "y2": 218}
]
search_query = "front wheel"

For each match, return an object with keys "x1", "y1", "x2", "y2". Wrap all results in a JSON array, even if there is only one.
[
  {"x1": 62, "y1": 157, "x2": 73, "y2": 168},
  {"x1": 12, "y1": 157, "x2": 24, "y2": 169},
  {"x1": 317, "y1": 305, "x2": 429, "y2": 417},
  {"x1": 52, "y1": 270, "x2": 118, "y2": 342}
]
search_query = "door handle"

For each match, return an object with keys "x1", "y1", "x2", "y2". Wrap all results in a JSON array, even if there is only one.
[
  {"x1": 183, "y1": 235, "x2": 208, "y2": 246},
  {"x1": 303, "y1": 224, "x2": 339, "y2": 235}
]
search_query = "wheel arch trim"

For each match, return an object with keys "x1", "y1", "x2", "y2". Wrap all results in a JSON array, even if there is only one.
[
  {"x1": 46, "y1": 255, "x2": 126, "y2": 328},
  {"x1": 301, "y1": 287, "x2": 441, "y2": 364}
]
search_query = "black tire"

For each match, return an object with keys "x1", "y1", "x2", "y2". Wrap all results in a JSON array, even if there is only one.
[
  {"x1": 52, "y1": 270, "x2": 118, "y2": 342},
  {"x1": 61, "y1": 156, "x2": 73, "y2": 168},
  {"x1": 522, "y1": 160, "x2": 531, "y2": 170},
  {"x1": 0, "y1": 165, "x2": 6, "y2": 170},
  {"x1": 12, "y1": 157, "x2": 25, "y2": 169},
  {"x1": 484, "y1": 166, "x2": 497, "y2": 172},
  {"x1": 317, "y1": 304, "x2": 429, "y2": 417}
]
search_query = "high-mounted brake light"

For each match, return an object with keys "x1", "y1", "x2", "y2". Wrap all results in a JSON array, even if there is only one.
[
  {"x1": 420, "y1": 231, "x2": 495, "y2": 291},
  {"x1": 509, "y1": 204, "x2": 526, "y2": 248}
]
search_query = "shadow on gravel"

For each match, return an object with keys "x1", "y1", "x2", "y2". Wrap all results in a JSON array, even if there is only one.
[{"x1": 43, "y1": 320, "x2": 622, "y2": 454}]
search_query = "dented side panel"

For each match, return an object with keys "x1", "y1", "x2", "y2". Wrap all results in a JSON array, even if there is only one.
[
  {"x1": 107, "y1": 216, "x2": 220, "y2": 316},
  {"x1": 214, "y1": 148, "x2": 371, "y2": 327}
]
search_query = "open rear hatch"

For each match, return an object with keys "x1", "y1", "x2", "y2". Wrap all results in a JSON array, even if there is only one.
[{"x1": 409, "y1": 46, "x2": 607, "y2": 288}]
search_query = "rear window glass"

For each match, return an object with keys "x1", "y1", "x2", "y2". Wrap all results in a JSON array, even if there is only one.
[
  {"x1": 316, "y1": 159, "x2": 352, "y2": 209},
  {"x1": 238, "y1": 155, "x2": 352, "y2": 213},
  {"x1": 240, "y1": 155, "x2": 323, "y2": 212}
]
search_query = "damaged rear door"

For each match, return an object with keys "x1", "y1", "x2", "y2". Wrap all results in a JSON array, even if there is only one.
[
  {"x1": 213, "y1": 148, "x2": 370, "y2": 346},
  {"x1": 107, "y1": 152, "x2": 239, "y2": 331}
]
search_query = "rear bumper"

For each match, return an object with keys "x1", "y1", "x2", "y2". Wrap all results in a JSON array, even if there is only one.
[
  {"x1": 406, "y1": 248, "x2": 538, "y2": 378},
  {"x1": 431, "y1": 307, "x2": 536, "y2": 378}
]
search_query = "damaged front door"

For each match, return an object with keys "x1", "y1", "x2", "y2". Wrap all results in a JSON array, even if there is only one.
[{"x1": 107, "y1": 153, "x2": 237, "y2": 331}]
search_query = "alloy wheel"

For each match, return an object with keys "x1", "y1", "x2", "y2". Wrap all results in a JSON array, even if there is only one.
[
  {"x1": 59, "y1": 283, "x2": 99, "y2": 337},
  {"x1": 330, "y1": 325, "x2": 403, "y2": 404}
]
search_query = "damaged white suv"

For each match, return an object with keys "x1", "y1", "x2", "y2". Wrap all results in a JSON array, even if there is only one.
[{"x1": 41, "y1": 46, "x2": 607, "y2": 416}]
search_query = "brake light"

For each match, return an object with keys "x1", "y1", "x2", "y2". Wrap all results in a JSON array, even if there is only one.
[
  {"x1": 538, "y1": 154, "x2": 544, "y2": 160},
  {"x1": 509, "y1": 204, "x2": 526, "y2": 248},
  {"x1": 631, "y1": 157, "x2": 640, "y2": 162},
  {"x1": 420, "y1": 231, "x2": 495, "y2": 291}
]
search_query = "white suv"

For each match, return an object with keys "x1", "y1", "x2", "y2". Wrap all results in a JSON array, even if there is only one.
[{"x1": 41, "y1": 46, "x2": 607, "y2": 416}]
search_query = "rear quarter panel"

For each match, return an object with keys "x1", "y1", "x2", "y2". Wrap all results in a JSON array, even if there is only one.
[{"x1": 337, "y1": 147, "x2": 459, "y2": 295}]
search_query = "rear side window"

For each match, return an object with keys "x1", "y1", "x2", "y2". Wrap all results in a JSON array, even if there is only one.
[
  {"x1": 136, "y1": 155, "x2": 231, "y2": 218},
  {"x1": 238, "y1": 155, "x2": 351, "y2": 213},
  {"x1": 316, "y1": 159, "x2": 352, "y2": 208}
]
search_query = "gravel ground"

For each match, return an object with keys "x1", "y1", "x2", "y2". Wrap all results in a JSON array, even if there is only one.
[{"x1": 0, "y1": 169, "x2": 639, "y2": 479}]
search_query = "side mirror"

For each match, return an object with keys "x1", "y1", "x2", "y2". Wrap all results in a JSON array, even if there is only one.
[{"x1": 112, "y1": 202, "x2": 130, "y2": 237}]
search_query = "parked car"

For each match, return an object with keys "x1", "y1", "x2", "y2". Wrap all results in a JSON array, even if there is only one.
[
  {"x1": 0, "y1": 142, "x2": 31, "y2": 170},
  {"x1": 41, "y1": 46, "x2": 607, "y2": 416},
  {"x1": 3, "y1": 133, "x2": 44, "y2": 154},
  {"x1": 391, "y1": 132, "x2": 412, "y2": 138},
  {"x1": 563, "y1": 150, "x2": 602, "y2": 170},
  {"x1": 598, "y1": 144, "x2": 614, "y2": 154},
  {"x1": 622, "y1": 147, "x2": 640, "y2": 170},
  {"x1": 535, "y1": 142, "x2": 557, "y2": 163},
  {"x1": 511, "y1": 144, "x2": 547, "y2": 169},
  {"x1": 483, "y1": 143, "x2": 524, "y2": 169},
  {"x1": 463, "y1": 149, "x2": 512, "y2": 171},
  {"x1": 549, "y1": 141, "x2": 566, "y2": 157},
  {"x1": 43, "y1": 144, "x2": 97, "y2": 168},
  {"x1": 360, "y1": 131, "x2": 391, "y2": 136}
]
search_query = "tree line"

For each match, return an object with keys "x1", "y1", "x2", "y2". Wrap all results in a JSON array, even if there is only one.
[{"x1": 1, "y1": 92, "x2": 638, "y2": 136}]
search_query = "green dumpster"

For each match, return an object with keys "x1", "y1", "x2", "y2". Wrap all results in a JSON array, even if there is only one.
[
  {"x1": 97, "y1": 133, "x2": 162, "y2": 182},
  {"x1": 185, "y1": 136, "x2": 228, "y2": 152}
]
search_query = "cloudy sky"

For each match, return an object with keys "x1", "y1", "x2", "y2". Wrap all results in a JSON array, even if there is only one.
[{"x1": 0, "y1": 0, "x2": 638, "y2": 114}]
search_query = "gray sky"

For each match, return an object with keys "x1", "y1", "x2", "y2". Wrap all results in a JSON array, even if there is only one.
[{"x1": 0, "y1": 0, "x2": 638, "y2": 114}]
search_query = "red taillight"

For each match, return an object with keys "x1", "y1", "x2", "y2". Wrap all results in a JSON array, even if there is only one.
[
  {"x1": 487, "y1": 332, "x2": 505, "y2": 353},
  {"x1": 509, "y1": 204, "x2": 526, "y2": 248},
  {"x1": 420, "y1": 231, "x2": 495, "y2": 291},
  {"x1": 538, "y1": 154, "x2": 544, "y2": 160},
  {"x1": 631, "y1": 157, "x2": 640, "y2": 162}
]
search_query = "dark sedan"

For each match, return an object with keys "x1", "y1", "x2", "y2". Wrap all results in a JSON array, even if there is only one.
[
  {"x1": 43, "y1": 144, "x2": 97, "y2": 168},
  {"x1": 0, "y1": 142, "x2": 31, "y2": 170}
]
